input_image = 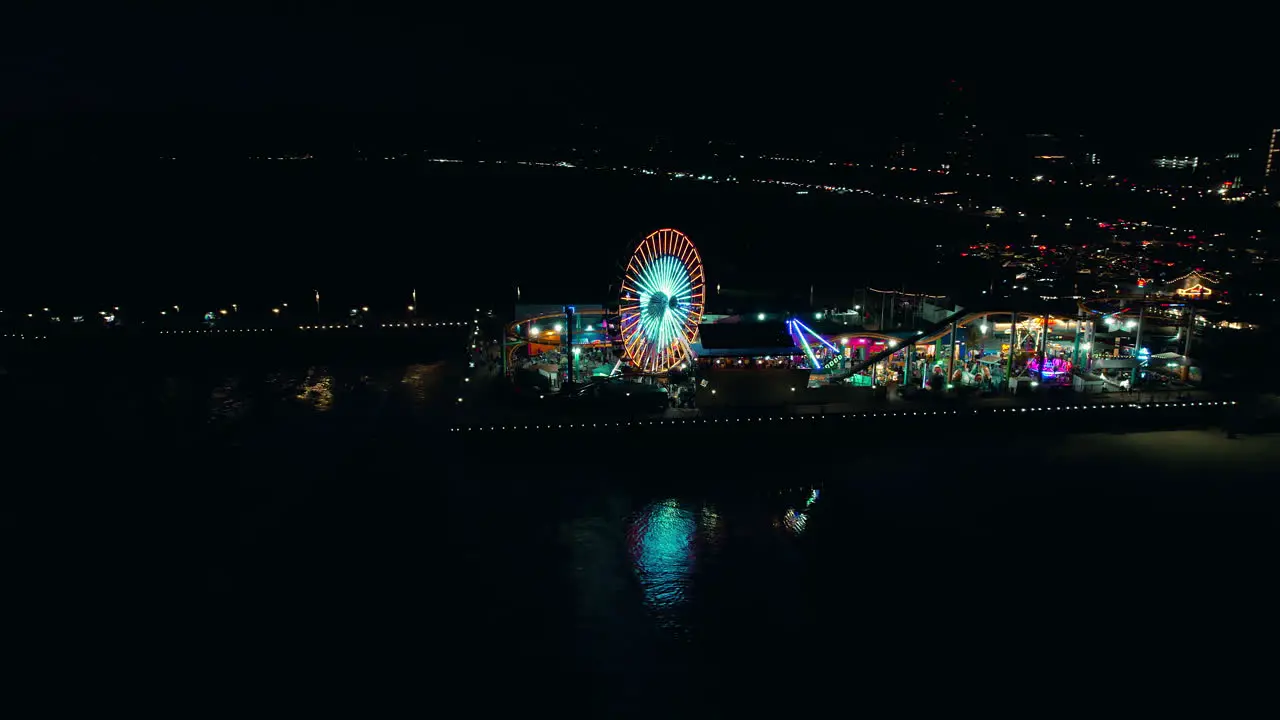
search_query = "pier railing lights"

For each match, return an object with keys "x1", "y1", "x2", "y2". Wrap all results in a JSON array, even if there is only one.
[{"x1": 447, "y1": 400, "x2": 1233, "y2": 433}]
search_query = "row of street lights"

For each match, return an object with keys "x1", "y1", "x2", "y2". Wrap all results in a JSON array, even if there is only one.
[{"x1": 12, "y1": 291, "x2": 429, "y2": 324}]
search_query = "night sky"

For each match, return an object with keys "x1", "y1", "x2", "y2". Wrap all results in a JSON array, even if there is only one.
[{"x1": 2, "y1": 13, "x2": 1272, "y2": 155}]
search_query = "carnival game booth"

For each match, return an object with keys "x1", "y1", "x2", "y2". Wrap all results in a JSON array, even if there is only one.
[{"x1": 693, "y1": 322, "x2": 811, "y2": 409}]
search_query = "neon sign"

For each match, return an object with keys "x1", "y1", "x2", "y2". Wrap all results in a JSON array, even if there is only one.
[{"x1": 1176, "y1": 284, "x2": 1213, "y2": 297}]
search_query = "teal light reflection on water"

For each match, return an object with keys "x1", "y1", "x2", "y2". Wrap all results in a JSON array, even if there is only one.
[{"x1": 628, "y1": 499, "x2": 712, "y2": 622}]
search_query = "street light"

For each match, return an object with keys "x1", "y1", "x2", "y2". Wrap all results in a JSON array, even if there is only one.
[
  {"x1": 272, "y1": 308, "x2": 281, "y2": 314},
  {"x1": 407, "y1": 305, "x2": 414, "y2": 312}
]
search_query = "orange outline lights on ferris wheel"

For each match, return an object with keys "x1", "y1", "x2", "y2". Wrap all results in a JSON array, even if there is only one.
[{"x1": 619, "y1": 228, "x2": 706, "y2": 373}]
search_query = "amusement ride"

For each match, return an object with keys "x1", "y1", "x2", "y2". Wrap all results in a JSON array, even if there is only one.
[{"x1": 619, "y1": 228, "x2": 706, "y2": 373}]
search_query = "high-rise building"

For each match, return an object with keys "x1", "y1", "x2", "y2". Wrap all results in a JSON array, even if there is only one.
[
  {"x1": 1153, "y1": 156, "x2": 1199, "y2": 171},
  {"x1": 890, "y1": 138, "x2": 919, "y2": 162},
  {"x1": 937, "y1": 79, "x2": 980, "y2": 170},
  {"x1": 1201, "y1": 151, "x2": 1247, "y2": 189},
  {"x1": 1265, "y1": 128, "x2": 1280, "y2": 192}
]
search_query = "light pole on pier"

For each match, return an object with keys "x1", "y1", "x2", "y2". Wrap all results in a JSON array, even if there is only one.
[
  {"x1": 1133, "y1": 284, "x2": 1147, "y2": 385},
  {"x1": 565, "y1": 305, "x2": 576, "y2": 385}
]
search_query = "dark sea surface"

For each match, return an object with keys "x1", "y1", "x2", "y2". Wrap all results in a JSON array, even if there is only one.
[{"x1": 5, "y1": 352, "x2": 1278, "y2": 709}]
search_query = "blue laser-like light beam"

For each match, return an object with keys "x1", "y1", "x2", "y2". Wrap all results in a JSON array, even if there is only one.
[
  {"x1": 791, "y1": 318, "x2": 839, "y2": 352},
  {"x1": 790, "y1": 320, "x2": 822, "y2": 370}
]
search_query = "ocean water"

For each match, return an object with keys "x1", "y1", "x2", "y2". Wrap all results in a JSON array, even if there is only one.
[{"x1": 5, "y1": 349, "x2": 1278, "y2": 709}]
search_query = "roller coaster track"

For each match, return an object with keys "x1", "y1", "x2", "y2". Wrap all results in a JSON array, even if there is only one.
[
  {"x1": 834, "y1": 294, "x2": 1215, "y2": 382},
  {"x1": 503, "y1": 307, "x2": 611, "y2": 341},
  {"x1": 831, "y1": 309, "x2": 1020, "y2": 381}
]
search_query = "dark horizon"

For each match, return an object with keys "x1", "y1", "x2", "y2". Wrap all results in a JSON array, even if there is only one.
[
  {"x1": 3, "y1": 14, "x2": 1275, "y2": 160},
  {"x1": 2, "y1": 110, "x2": 1274, "y2": 172}
]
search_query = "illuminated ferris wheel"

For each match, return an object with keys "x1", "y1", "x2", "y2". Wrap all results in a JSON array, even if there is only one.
[{"x1": 620, "y1": 228, "x2": 706, "y2": 373}]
